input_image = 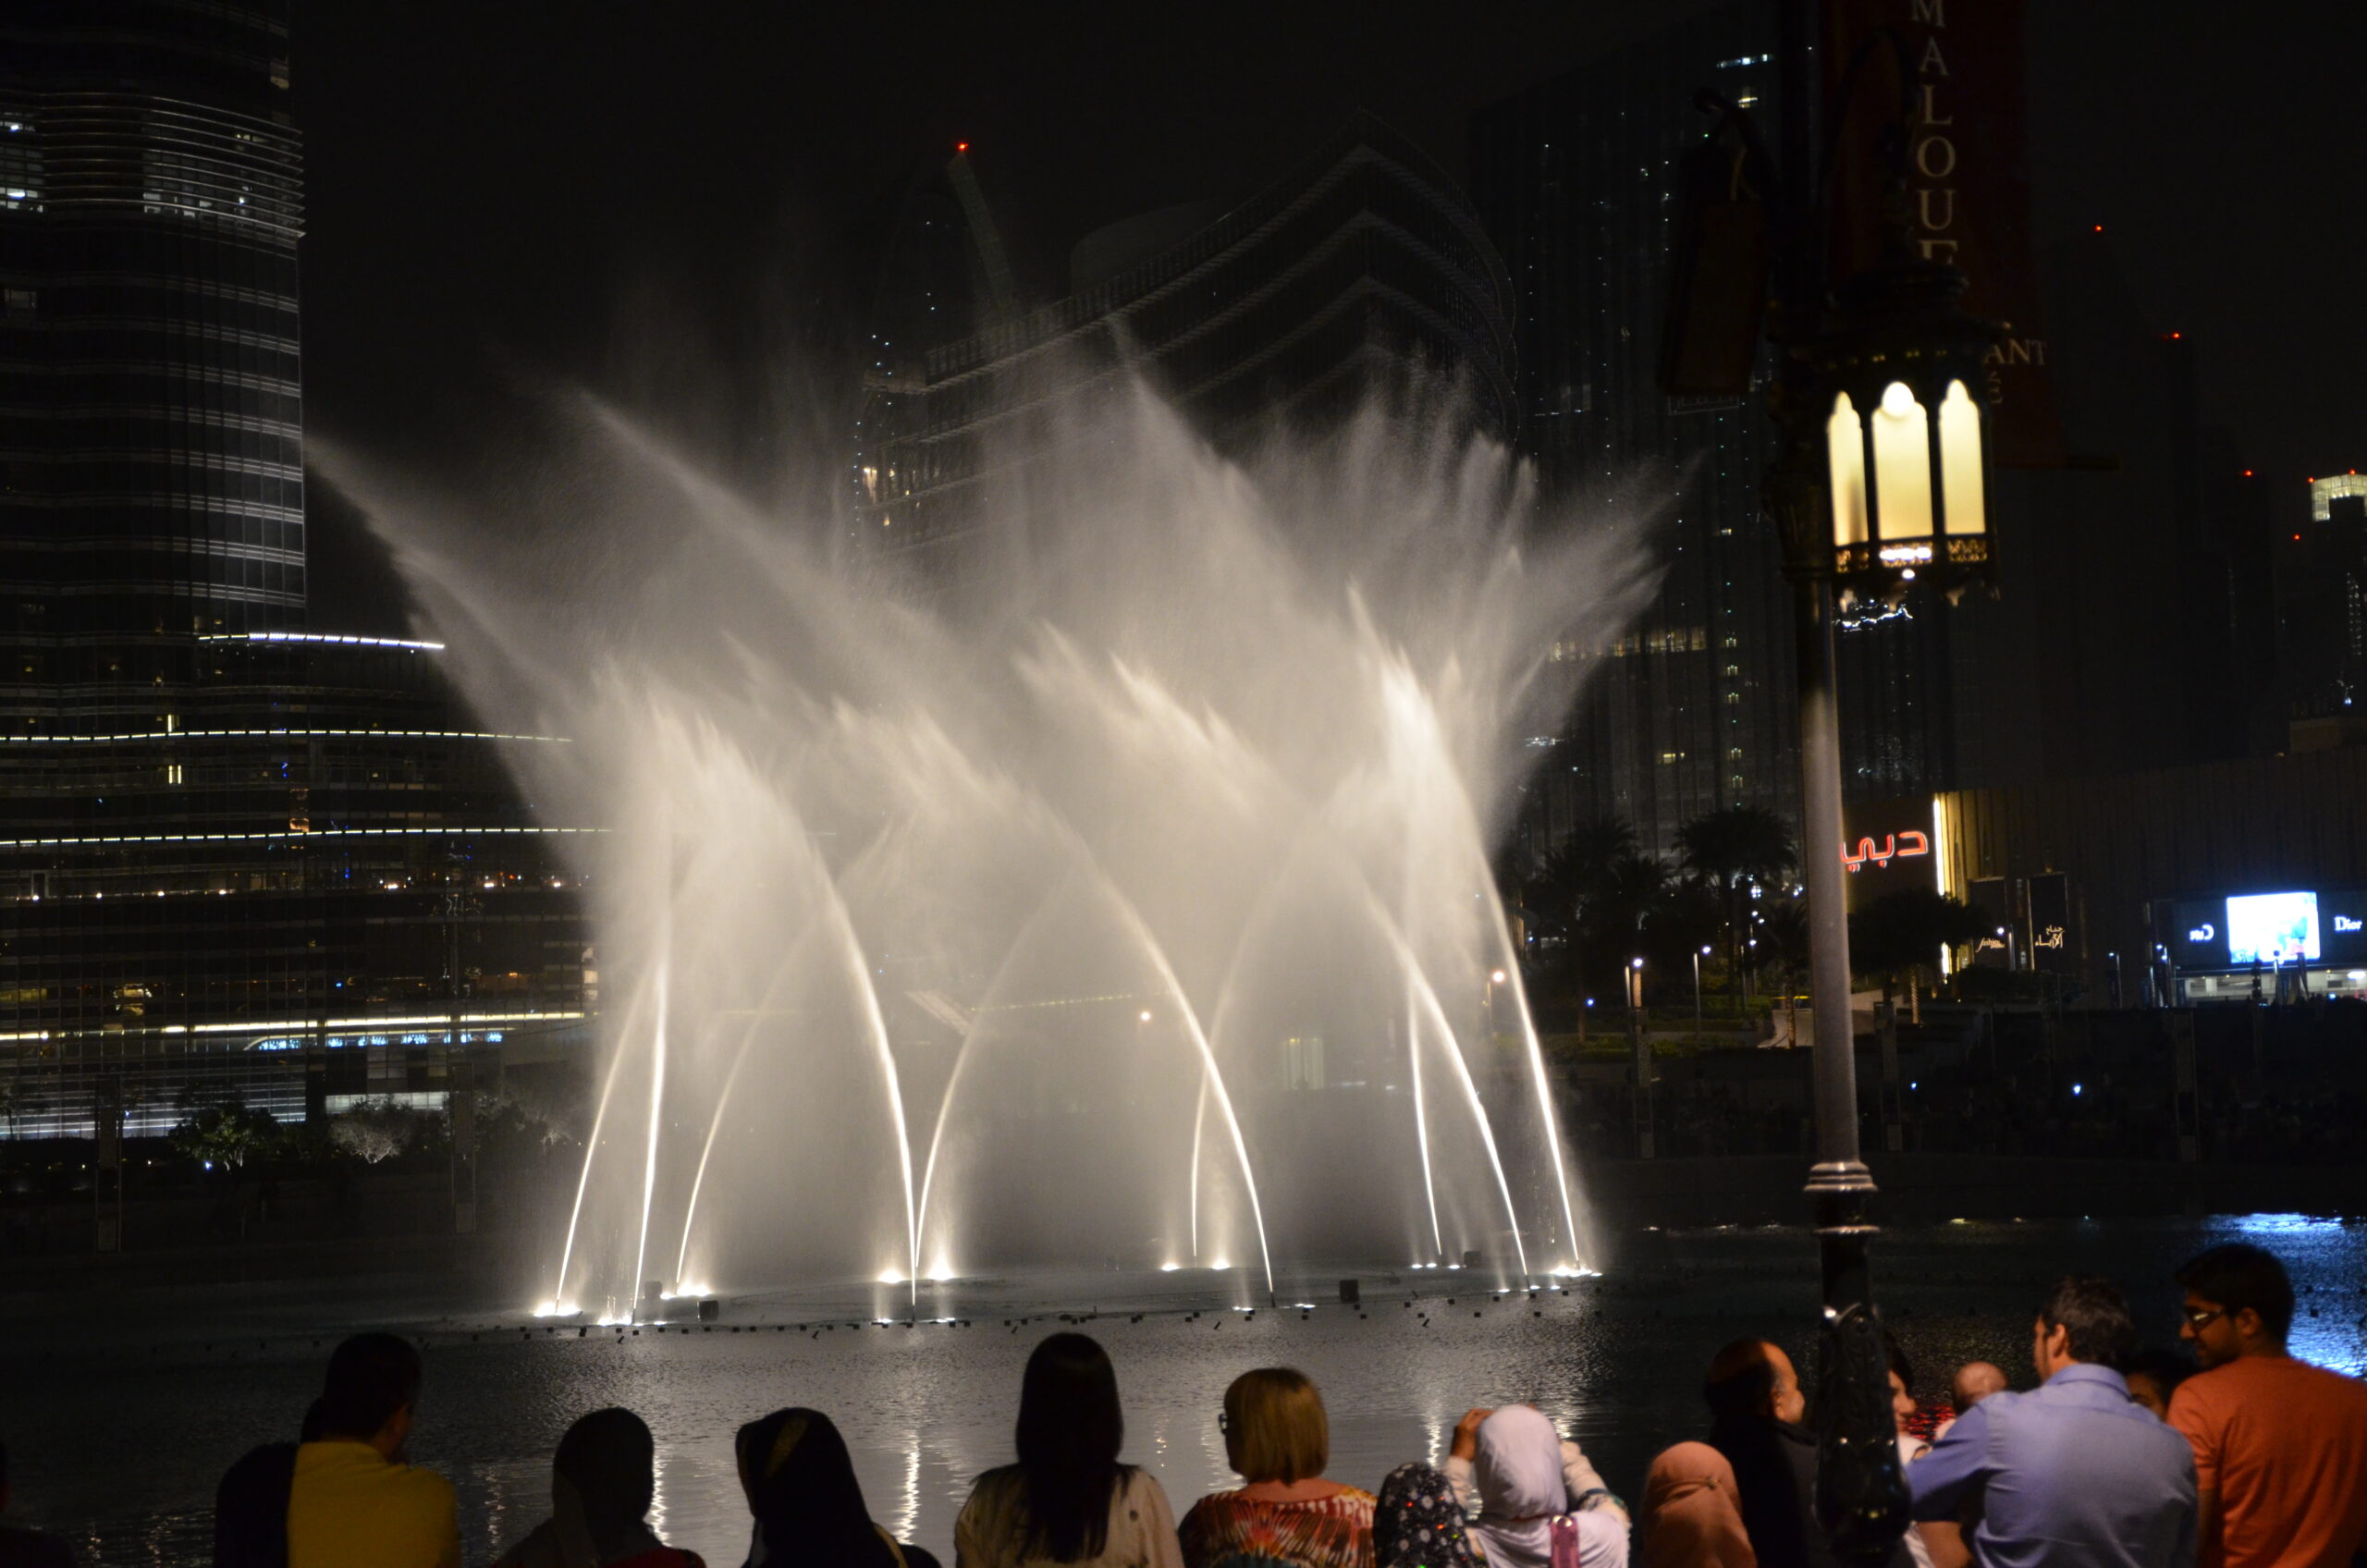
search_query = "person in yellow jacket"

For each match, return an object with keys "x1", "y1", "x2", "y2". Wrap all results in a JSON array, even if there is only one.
[{"x1": 287, "y1": 1333, "x2": 460, "y2": 1568}]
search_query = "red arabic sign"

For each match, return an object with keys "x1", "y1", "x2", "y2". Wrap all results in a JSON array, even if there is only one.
[{"x1": 1842, "y1": 830, "x2": 1930, "y2": 872}]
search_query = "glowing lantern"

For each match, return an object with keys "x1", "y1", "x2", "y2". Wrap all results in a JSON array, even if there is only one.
[{"x1": 1813, "y1": 261, "x2": 1997, "y2": 602}]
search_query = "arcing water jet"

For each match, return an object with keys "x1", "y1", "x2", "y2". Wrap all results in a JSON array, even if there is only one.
[{"x1": 360, "y1": 375, "x2": 1650, "y2": 1305}]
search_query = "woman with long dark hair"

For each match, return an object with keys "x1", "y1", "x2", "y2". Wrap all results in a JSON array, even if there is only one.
[
  {"x1": 953, "y1": 1332, "x2": 1182, "y2": 1567},
  {"x1": 735, "y1": 1408, "x2": 940, "y2": 1568}
]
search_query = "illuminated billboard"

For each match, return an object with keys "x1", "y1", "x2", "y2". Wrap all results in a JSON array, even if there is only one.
[{"x1": 2225, "y1": 891, "x2": 2320, "y2": 965}]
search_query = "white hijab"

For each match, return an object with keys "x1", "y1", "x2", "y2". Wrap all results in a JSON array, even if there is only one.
[{"x1": 1468, "y1": 1405, "x2": 1566, "y2": 1568}]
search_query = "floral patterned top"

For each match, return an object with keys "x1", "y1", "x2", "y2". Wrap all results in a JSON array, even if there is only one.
[{"x1": 1179, "y1": 1485, "x2": 1378, "y2": 1568}]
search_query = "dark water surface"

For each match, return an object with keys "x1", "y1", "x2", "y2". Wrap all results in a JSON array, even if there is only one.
[{"x1": 6, "y1": 1214, "x2": 2363, "y2": 1566}]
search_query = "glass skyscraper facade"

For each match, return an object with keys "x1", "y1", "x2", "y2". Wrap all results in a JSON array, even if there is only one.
[
  {"x1": 0, "y1": 0, "x2": 305, "y2": 692},
  {"x1": 0, "y1": 6, "x2": 590, "y2": 1145},
  {"x1": 856, "y1": 115, "x2": 1517, "y2": 565},
  {"x1": 1468, "y1": 6, "x2": 1798, "y2": 861}
]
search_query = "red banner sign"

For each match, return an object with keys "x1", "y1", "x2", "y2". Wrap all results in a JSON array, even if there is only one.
[{"x1": 1824, "y1": 0, "x2": 2062, "y2": 466}]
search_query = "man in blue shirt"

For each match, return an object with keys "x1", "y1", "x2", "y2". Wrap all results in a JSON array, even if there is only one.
[{"x1": 1910, "y1": 1275, "x2": 2196, "y2": 1568}]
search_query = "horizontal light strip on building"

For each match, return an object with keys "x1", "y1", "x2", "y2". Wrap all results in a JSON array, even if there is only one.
[
  {"x1": 199, "y1": 631, "x2": 444, "y2": 651},
  {"x1": 195, "y1": 1011, "x2": 587, "y2": 1034},
  {"x1": 0, "y1": 1011, "x2": 587, "y2": 1045},
  {"x1": 0, "y1": 827, "x2": 599, "y2": 848},
  {"x1": 0, "y1": 729, "x2": 569, "y2": 744}
]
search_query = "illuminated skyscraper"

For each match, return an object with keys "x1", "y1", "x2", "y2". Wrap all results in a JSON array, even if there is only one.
[
  {"x1": 1468, "y1": 6, "x2": 1797, "y2": 860},
  {"x1": 0, "y1": 0, "x2": 305, "y2": 696},
  {"x1": 2284, "y1": 478, "x2": 2367, "y2": 726},
  {"x1": 0, "y1": 5, "x2": 590, "y2": 1140}
]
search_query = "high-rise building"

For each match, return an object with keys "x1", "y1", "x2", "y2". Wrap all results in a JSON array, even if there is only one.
[
  {"x1": 0, "y1": 629, "x2": 594, "y2": 1137},
  {"x1": 1964, "y1": 232, "x2": 2283, "y2": 790},
  {"x1": 855, "y1": 115, "x2": 1517, "y2": 565},
  {"x1": 1468, "y1": 6, "x2": 1798, "y2": 862},
  {"x1": 0, "y1": 0, "x2": 305, "y2": 694},
  {"x1": 1472, "y1": 12, "x2": 2286, "y2": 874},
  {"x1": 2283, "y1": 478, "x2": 2367, "y2": 729},
  {"x1": 0, "y1": 5, "x2": 589, "y2": 1142}
]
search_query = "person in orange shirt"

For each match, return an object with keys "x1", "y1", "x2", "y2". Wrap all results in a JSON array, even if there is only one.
[
  {"x1": 286, "y1": 1333, "x2": 460, "y2": 1568},
  {"x1": 2169, "y1": 1243, "x2": 2367, "y2": 1568}
]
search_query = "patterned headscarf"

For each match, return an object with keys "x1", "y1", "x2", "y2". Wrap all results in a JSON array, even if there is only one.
[{"x1": 1376, "y1": 1462, "x2": 1478, "y2": 1568}]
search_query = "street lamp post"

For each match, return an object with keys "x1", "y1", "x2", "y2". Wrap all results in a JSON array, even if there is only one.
[
  {"x1": 1627, "y1": 957, "x2": 1651, "y2": 1159},
  {"x1": 1693, "y1": 4, "x2": 2002, "y2": 1557},
  {"x1": 1693, "y1": 944, "x2": 1711, "y2": 1046}
]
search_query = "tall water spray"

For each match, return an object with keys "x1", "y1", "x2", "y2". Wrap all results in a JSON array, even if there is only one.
[{"x1": 350, "y1": 374, "x2": 1653, "y2": 1310}]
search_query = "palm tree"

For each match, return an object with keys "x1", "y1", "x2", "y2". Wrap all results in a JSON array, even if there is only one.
[
  {"x1": 1594, "y1": 850, "x2": 1671, "y2": 943},
  {"x1": 1675, "y1": 804, "x2": 1797, "y2": 889},
  {"x1": 1523, "y1": 817, "x2": 1638, "y2": 949},
  {"x1": 1751, "y1": 895, "x2": 1810, "y2": 998},
  {"x1": 1850, "y1": 888, "x2": 1993, "y2": 1001},
  {"x1": 1514, "y1": 819, "x2": 1689, "y2": 1002},
  {"x1": 1565, "y1": 848, "x2": 1673, "y2": 997},
  {"x1": 1675, "y1": 805, "x2": 1798, "y2": 971}
]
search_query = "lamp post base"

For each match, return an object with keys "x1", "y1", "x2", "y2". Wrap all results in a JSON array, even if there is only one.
[
  {"x1": 1807, "y1": 1158, "x2": 1878, "y2": 1308},
  {"x1": 1806, "y1": 1160, "x2": 1906, "y2": 1564}
]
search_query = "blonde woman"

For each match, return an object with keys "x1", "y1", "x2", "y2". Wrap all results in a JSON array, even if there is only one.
[{"x1": 1179, "y1": 1368, "x2": 1375, "y2": 1568}]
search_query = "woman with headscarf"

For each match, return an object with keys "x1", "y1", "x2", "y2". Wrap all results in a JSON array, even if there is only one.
[
  {"x1": 489, "y1": 1407, "x2": 705, "y2": 1568},
  {"x1": 1441, "y1": 1406, "x2": 1629, "y2": 1568},
  {"x1": 1635, "y1": 1444, "x2": 1753, "y2": 1568},
  {"x1": 1373, "y1": 1464, "x2": 1476, "y2": 1568},
  {"x1": 735, "y1": 1407, "x2": 941, "y2": 1568},
  {"x1": 953, "y1": 1331, "x2": 1183, "y2": 1567}
]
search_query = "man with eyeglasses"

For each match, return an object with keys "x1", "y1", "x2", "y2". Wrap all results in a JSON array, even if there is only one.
[
  {"x1": 1907, "y1": 1275, "x2": 2194, "y2": 1568},
  {"x1": 2168, "y1": 1243, "x2": 2367, "y2": 1568}
]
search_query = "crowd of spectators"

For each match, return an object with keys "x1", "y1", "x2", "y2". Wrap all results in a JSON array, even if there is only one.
[{"x1": 3, "y1": 1243, "x2": 2362, "y2": 1568}]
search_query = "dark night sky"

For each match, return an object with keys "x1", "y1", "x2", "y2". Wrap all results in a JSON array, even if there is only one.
[{"x1": 291, "y1": 2, "x2": 2367, "y2": 632}]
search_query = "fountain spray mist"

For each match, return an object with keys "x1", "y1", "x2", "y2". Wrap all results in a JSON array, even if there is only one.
[{"x1": 341, "y1": 370, "x2": 1655, "y2": 1305}]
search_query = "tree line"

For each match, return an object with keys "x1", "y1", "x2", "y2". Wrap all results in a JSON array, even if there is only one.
[{"x1": 1499, "y1": 804, "x2": 1994, "y2": 1019}]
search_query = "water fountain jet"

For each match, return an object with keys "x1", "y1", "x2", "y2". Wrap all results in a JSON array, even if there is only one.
[
  {"x1": 629, "y1": 949, "x2": 670, "y2": 1319},
  {"x1": 351, "y1": 373, "x2": 1654, "y2": 1306}
]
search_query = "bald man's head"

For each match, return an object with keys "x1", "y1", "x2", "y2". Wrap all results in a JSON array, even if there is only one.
[
  {"x1": 1952, "y1": 1361, "x2": 2007, "y2": 1411},
  {"x1": 1705, "y1": 1338, "x2": 1806, "y2": 1426}
]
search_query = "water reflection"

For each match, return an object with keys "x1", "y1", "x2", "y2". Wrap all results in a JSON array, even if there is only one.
[
  {"x1": 895, "y1": 1429, "x2": 920, "y2": 1545},
  {"x1": 1200, "y1": 1382, "x2": 1232, "y2": 1488}
]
